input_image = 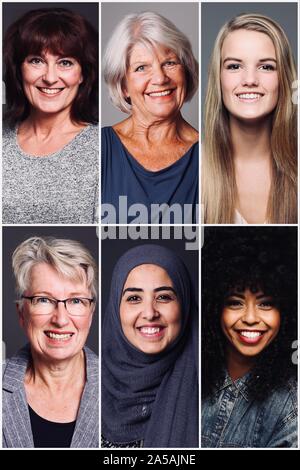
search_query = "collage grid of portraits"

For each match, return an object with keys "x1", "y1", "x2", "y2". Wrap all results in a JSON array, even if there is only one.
[{"x1": 0, "y1": 0, "x2": 299, "y2": 453}]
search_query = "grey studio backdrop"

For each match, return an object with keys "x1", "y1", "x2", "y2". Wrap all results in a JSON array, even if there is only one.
[
  {"x1": 201, "y1": 2, "x2": 298, "y2": 120},
  {"x1": 3, "y1": 227, "x2": 99, "y2": 359},
  {"x1": 101, "y1": 2, "x2": 199, "y2": 130},
  {"x1": 101, "y1": 227, "x2": 199, "y2": 320}
]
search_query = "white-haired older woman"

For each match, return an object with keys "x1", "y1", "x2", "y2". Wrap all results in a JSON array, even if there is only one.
[
  {"x1": 102, "y1": 11, "x2": 199, "y2": 224},
  {"x1": 2, "y1": 237, "x2": 98, "y2": 448}
]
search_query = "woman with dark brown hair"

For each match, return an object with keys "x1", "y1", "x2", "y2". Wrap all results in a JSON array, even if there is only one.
[{"x1": 3, "y1": 8, "x2": 99, "y2": 224}]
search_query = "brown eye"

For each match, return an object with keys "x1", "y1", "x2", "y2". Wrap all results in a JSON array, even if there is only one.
[
  {"x1": 224, "y1": 299, "x2": 243, "y2": 308},
  {"x1": 126, "y1": 295, "x2": 141, "y2": 303}
]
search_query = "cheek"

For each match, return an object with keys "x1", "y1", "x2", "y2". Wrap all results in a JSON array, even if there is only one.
[
  {"x1": 221, "y1": 73, "x2": 238, "y2": 95},
  {"x1": 21, "y1": 67, "x2": 38, "y2": 86},
  {"x1": 269, "y1": 311, "x2": 281, "y2": 333},
  {"x1": 120, "y1": 305, "x2": 139, "y2": 331},
  {"x1": 165, "y1": 304, "x2": 182, "y2": 328},
  {"x1": 23, "y1": 317, "x2": 46, "y2": 334},
  {"x1": 220, "y1": 310, "x2": 235, "y2": 334}
]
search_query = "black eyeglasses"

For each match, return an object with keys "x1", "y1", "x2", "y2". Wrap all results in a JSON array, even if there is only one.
[{"x1": 22, "y1": 295, "x2": 95, "y2": 316}]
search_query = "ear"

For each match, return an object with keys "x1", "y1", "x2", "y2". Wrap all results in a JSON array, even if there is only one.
[
  {"x1": 17, "y1": 303, "x2": 25, "y2": 329},
  {"x1": 79, "y1": 74, "x2": 83, "y2": 85}
]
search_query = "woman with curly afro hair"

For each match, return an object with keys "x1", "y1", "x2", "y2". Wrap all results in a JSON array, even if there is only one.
[{"x1": 201, "y1": 227, "x2": 297, "y2": 448}]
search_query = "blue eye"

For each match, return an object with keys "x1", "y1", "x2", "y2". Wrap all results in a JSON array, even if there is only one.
[
  {"x1": 260, "y1": 64, "x2": 275, "y2": 71},
  {"x1": 227, "y1": 63, "x2": 241, "y2": 70},
  {"x1": 135, "y1": 65, "x2": 145, "y2": 72},
  {"x1": 34, "y1": 297, "x2": 52, "y2": 305}
]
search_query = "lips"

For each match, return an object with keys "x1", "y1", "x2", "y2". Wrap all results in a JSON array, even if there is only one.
[
  {"x1": 236, "y1": 329, "x2": 267, "y2": 345},
  {"x1": 44, "y1": 330, "x2": 74, "y2": 342},
  {"x1": 37, "y1": 87, "x2": 65, "y2": 96},
  {"x1": 236, "y1": 92, "x2": 264, "y2": 101},
  {"x1": 136, "y1": 324, "x2": 166, "y2": 339},
  {"x1": 146, "y1": 89, "x2": 175, "y2": 98}
]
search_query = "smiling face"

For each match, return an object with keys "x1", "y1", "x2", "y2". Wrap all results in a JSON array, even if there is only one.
[
  {"x1": 119, "y1": 264, "x2": 182, "y2": 354},
  {"x1": 21, "y1": 51, "x2": 83, "y2": 116},
  {"x1": 124, "y1": 43, "x2": 186, "y2": 122},
  {"x1": 220, "y1": 29, "x2": 279, "y2": 123},
  {"x1": 18, "y1": 263, "x2": 94, "y2": 363},
  {"x1": 221, "y1": 288, "x2": 281, "y2": 360}
]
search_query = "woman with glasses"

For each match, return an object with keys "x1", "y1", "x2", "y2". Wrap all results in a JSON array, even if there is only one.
[{"x1": 2, "y1": 236, "x2": 98, "y2": 448}]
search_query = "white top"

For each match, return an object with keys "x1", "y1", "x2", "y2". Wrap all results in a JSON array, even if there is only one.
[{"x1": 234, "y1": 210, "x2": 267, "y2": 225}]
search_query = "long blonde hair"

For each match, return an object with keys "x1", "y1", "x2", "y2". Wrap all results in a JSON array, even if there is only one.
[{"x1": 202, "y1": 13, "x2": 297, "y2": 224}]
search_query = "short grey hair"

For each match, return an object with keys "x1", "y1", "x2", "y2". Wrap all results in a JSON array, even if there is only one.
[
  {"x1": 103, "y1": 11, "x2": 198, "y2": 113},
  {"x1": 12, "y1": 237, "x2": 98, "y2": 301}
]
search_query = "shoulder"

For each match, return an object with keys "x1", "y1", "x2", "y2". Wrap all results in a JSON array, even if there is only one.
[
  {"x1": 2, "y1": 124, "x2": 16, "y2": 146},
  {"x1": 84, "y1": 346, "x2": 99, "y2": 376},
  {"x1": 267, "y1": 376, "x2": 298, "y2": 417},
  {"x1": 3, "y1": 345, "x2": 31, "y2": 389},
  {"x1": 76, "y1": 124, "x2": 99, "y2": 146}
]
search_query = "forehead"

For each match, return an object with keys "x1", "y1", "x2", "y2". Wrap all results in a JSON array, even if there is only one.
[
  {"x1": 128, "y1": 43, "x2": 177, "y2": 63},
  {"x1": 28, "y1": 262, "x2": 88, "y2": 292},
  {"x1": 124, "y1": 263, "x2": 173, "y2": 287},
  {"x1": 221, "y1": 29, "x2": 276, "y2": 59}
]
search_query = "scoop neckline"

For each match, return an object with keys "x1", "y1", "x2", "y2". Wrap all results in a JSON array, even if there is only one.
[
  {"x1": 14, "y1": 124, "x2": 92, "y2": 159},
  {"x1": 28, "y1": 404, "x2": 76, "y2": 426},
  {"x1": 109, "y1": 126, "x2": 198, "y2": 176}
]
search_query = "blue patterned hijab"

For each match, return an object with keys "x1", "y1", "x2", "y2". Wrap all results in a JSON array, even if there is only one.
[{"x1": 102, "y1": 244, "x2": 198, "y2": 448}]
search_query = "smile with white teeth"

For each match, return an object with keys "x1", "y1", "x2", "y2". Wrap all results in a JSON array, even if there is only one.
[
  {"x1": 139, "y1": 327, "x2": 163, "y2": 334},
  {"x1": 148, "y1": 90, "x2": 173, "y2": 97},
  {"x1": 239, "y1": 331, "x2": 263, "y2": 338},
  {"x1": 38, "y1": 87, "x2": 64, "y2": 95},
  {"x1": 45, "y1": 331, "x2": 73, "y2": 340},
  {"x1": 237, "y1": 93, "x2": 262, "y2": 100}
]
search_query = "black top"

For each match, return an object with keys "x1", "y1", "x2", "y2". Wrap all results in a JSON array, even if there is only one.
[{"x1": 28, "y1": 405, "x2": 76, "y2": 448}]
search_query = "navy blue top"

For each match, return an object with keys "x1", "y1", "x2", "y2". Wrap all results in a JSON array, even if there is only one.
[{"x1": 101, "y1": 126, "x2": 198, "y2": 223}]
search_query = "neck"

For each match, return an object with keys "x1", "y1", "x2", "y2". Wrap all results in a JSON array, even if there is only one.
[
  {"x1": 226, "y1": 347, "x2": 256, "y2": 382},
  {"x1": 126, "y1": 112, "x2": 188, "y2": 144},
  {"x1": 230, "y1": 115, "x2": 272, "y2": 162},
  {"x1": 21, "y1": 109, "x2": 82, "y2": 139},
  {"x1": 27, "y1": 349, "x2": 85, "y2": 393}
]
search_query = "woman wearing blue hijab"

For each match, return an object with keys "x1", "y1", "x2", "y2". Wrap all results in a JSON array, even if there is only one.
[{"x1": 101, "y1": 244, "x2": 198, "y2": 448}]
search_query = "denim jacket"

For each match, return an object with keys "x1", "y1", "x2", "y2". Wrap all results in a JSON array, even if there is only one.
[{"x1": 202, "y1": 372, "x2": 297, "y2": 448}]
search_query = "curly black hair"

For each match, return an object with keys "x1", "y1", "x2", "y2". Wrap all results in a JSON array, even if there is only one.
[{"x1": 202, "y1": 227, "x2": 297, "y2": 401}]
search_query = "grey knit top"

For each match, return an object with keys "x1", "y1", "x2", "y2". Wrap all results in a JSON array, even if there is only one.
[{"x1": 2, "y1": 124, "x2": 99, "y2": 224}]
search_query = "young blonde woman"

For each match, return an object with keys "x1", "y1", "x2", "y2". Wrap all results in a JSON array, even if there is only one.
[{"x1": 202, "y1": 14, "x2": 297, "y2": 224}]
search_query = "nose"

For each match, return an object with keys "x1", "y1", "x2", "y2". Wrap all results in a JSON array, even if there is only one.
[
  {"x1": 142, "y1": 301, "x2": 160, "y2": 321},
  {"x1": 242, "y1": 304, "x2": 259, "y2": 325},
  {"x1": 151, "y1": 64, "x2": 169, "y2": 86},
  {"x1": 42, "y1": 63, "x2": 58, "y2": 85},
  {"x1": 241, "y1": 67, "x2": 259, "y2": 87},
  {"x1": 50, "y1": 302, "x2": 70, "y2": 327}
]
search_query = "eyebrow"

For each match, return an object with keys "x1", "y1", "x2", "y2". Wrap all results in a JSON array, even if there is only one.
[
  {"x1": 31, "y1": 291, "x2": 89, "y2": 297},
  {"x1": 226, "y1": 292, "x2": 272, "y2": 300},
  {"x1": 122, "y1": 286, "x2": 176, "y2": 296},
  {"x1": 223, "y1": 57, "x2": 277, "y2": 64},
  {"x1": 130, "y1": 55, "x2": 178, "y2": 66}
]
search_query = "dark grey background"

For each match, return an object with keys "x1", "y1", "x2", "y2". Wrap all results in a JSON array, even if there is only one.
[
  {"x1": 101, "y1": 227, "x2": 199, "y2": 319},
  {"x1": 3, "y1": 227, "x2": 99, "y2": 359},
  {"x1": 201, "y1": 2, "x2": 298, "y2": 115},
  {"x1": 101, "y1": 2, "x2": 199, "y2": 129},
  {"x1": 2, "y1": 2, "x2": 99, "y2": 35}
]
